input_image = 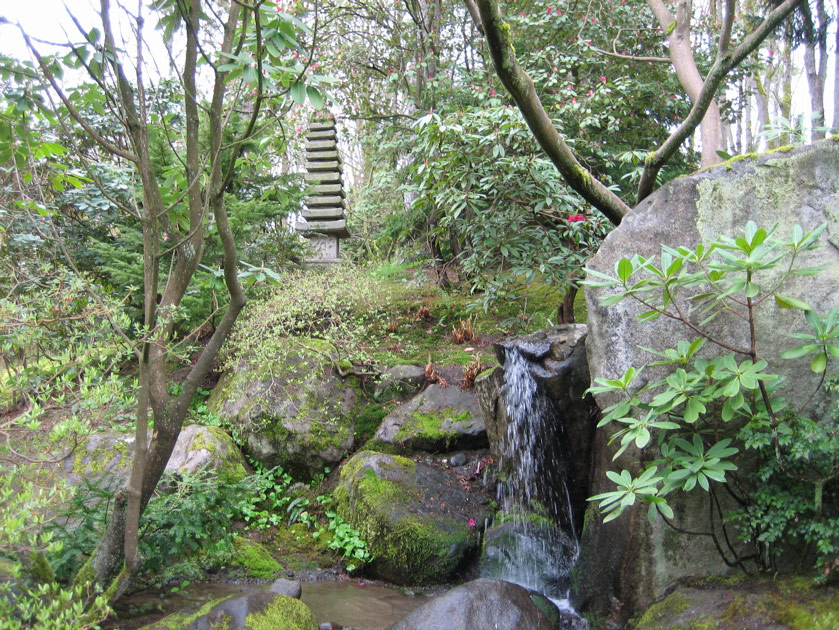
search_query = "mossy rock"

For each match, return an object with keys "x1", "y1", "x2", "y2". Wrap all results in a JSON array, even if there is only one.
[
  {"x1": 373, "y1": 365, "x2": 426, "y2": 402},
  {"x1": 63, "y1": 431, "x2": 134, "y2": 488},
  {"x1": 230, "y1": 537, "x2": 282, "y2": 580},
  {"x1": 165, "y1": 424, "x2": 249, "y2": 482},
  {"x1": 207, "y1": 338, "x2": 359, "y2": 479},
  {"x1": 334, "y1": 450, "x2": 490, "y2": 585},
  {"x1": 372, "y1": 384, "x2": 488, "y2": 453},
  {"x1": 632, "y1": 575, "x2": 839, "y2": 630},
  {"x1": 141, "y1": 591, "x2": 316, "y2": 630}
]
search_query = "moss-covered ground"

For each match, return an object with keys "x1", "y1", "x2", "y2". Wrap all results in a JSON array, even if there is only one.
[{"x1": 631, "y1": 575, "x2": 839, "y2": 630}]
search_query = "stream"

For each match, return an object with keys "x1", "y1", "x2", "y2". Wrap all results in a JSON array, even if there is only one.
[{"x1": 108, "y1": 579, "x2": 432, "y2": 629}]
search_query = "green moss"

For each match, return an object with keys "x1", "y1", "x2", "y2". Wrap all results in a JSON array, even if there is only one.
[
  {"x1": 231, "y1": 537, "x2": 281, "y2": 580},
  {"x1": 72, "y1": 436, "x2": 131, "y2": 476},
  {"x1": 335, "y1": 452, "x2": 473, "y2": 585},
  {"x1": 189, "y1": 426, "x2": 247, "y2": 482},
  {"x1": 634, "y1": 577, "x2": 839, "y2": 630},
  {"x1": 273, "y1": 523, "x2": 334, "y2": 571},
  {"x1": 766, "y1": 143, "x2": 796, "y2": 154},
  {"x1": 395, "y1": 407, "x2": 470, "y2": 448},
  {"x1": 581, "y1": 505, "x2": 596, "y2": 536},
  {"x1": 140, "y1": 596, "x2": 228, "y2": 629},
  {"x1": 354, "y1": 402, "x2": 388, "y2": 443},
  {"x1": 358, "y1": 439, "x2": 414, "y2": 457},
  {"x1": 245, "y1": 595, "x2": 317, "y2": 630},
  {"x1": 683, "y1": 573, "x2": 747, "y2": 588},
  {"x1": 633, "y1": 592, "x2": 690, "y2": 629}
]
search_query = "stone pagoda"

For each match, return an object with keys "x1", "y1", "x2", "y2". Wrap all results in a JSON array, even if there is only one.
[{"x1": 295, "y1": 119, "x2": 349, "y2": 262}]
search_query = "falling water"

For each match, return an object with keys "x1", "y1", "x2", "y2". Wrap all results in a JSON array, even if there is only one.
[{"x1": 481, "y1": 342, "x2": 579, "y2": 601}]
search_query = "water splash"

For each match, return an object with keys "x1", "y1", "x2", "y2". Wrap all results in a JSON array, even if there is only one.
[{"x1": 483, "y1": 344, "x2": 579, "y2": 599}]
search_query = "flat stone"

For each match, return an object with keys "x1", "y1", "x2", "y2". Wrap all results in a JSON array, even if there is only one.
[
  {"x1": 305, "y1": 171, "x2": 341, "y2": 183},
  {"x1": 309, "y1": 120, "x2": 335, "y2": 131},
  {"x1": 306, "y1": 149, "x2": 340, "y2": 161},
  {"x1": 303, "y1": 207, "x2": 345, "y2": 220},
  {"x1": 305, "y1": 139, "x2": 337, "y2": 151},
  {"x1": 374, "y1": 383, "x2": 487, "y2": 452},
  {"x1": 312, "y1": 184, "x2": 344, "y2": 196},
  {"x1": 306, "y1": 160, "x2": 342, "y2": 172},
  {"x1": 307, "y1": 195, "x2": 345, "y2": 208},
  {"x1": 295, "y1": 219, "x2": 350, "y2": 238},
  {"x1": 306, "y1": 129, "x2": 336, "y2": 140}
]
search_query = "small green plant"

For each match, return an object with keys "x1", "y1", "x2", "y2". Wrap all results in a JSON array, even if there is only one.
[
  {"x1": 584, "y1": 221, "x2": 839, "y2": 574},
  {"x1": 311, "y1": 496, "x2": 373, "y2": 572}
]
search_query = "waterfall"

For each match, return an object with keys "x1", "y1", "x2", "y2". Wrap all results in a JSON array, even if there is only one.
[{"x1": 480, "y1": 342, "x2": 579, "y2": 601}]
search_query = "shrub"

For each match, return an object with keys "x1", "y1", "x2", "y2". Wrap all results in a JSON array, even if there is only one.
[{"x1": 584, "y1": 221, "x2": 839, "y2": 575}]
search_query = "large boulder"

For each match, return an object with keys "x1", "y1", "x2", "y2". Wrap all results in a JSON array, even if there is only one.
[
  {"x1": 373, "y1": 383, "x2": 488, "y2": 452},
  {"x1": 62, "y1": 431, "x2": 134, "y2": 488},
  {"x1": 633, "y1": 576, "x2": 839, "y2": 630},
  {"x1": 62, "y1": 425, "x2": 246, "y2": 489},
  {"x1": 387, "y1": 578, "x2": 571, "y2": 630},
  {"x1": 207, "y1": 339, "x2": 359, "y2": 479},
  {"x1": 334, "y1": 450, "x2": 490, "y2": 585},
  {"x1": 578, "y1": 142, "x2": 839, "y2": 626}
]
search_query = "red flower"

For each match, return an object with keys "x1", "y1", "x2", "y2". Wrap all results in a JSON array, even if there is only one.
[
  {"x1": 547, "y1": 6, "x2": 552, "y2": 13},
  {"x1": 468, "y1": 518, "x2": 477, "y2": 527},
  {"x1": 568, "y1": 214, "x2": 586, "y2": 222}
]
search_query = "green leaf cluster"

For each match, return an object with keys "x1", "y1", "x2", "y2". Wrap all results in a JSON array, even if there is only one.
[{"x1": 584, "y1": 221, "x2": 839, "y2": 573}]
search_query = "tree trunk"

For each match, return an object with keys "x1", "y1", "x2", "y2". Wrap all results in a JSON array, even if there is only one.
[
  {"x1": 834, "y1": 0, "x2": 839, "y2": 129},
  {"x1": 80, "y1": 0, "x2": 247, "y2": 596},
  {"x1": 556, "y1": 285, "x2": 578, "y2": 324},
  {"x1": 801, "y1": 0, "x2": 828, "y2": 139},
  {"x1": 647, "y1": 0, "x2": 725, "y2": 166}
]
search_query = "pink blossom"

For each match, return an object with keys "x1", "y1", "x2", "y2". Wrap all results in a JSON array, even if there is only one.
[
  {"x1": 468, "y1": 518, "x2": 477, "y2": 527},
  {"x1": 491, "y1": 89, "x2": 497, "y2": 96},
  {"x1": 568, "y1": 214, "x2": 586, "y2": 222},
  {"x1": 547, "y1": 6, "x2": 552, "y2": 13},
  {"x1": 588, "y1": 90, "x2": 594, "y2": 97},
  {"x1": 600, "y1": 75, "x2": 607, "y2": 83}
]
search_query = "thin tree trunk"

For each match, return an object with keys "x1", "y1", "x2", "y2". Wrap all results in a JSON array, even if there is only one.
[
  {"x1": 81, "y1": 0, "x2": 247, "y2": 595},
  {"x1": 834, "y1": 0, "x2": 839, "y2": 129},
  {"x1": 801, "y1": 0, "x2": 827, "y2": 139},
  {"x1": 647, "y1": 0, "x2": 725, "y2": 166}
]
